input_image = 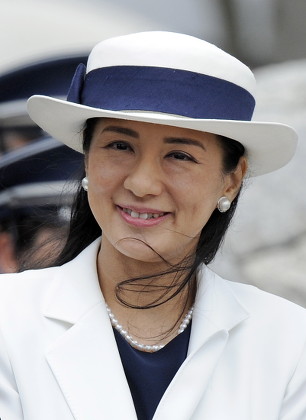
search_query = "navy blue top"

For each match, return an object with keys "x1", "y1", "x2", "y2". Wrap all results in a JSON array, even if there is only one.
[{"x1": 114, "y1": 323, "x2": 191, "y2": 420}]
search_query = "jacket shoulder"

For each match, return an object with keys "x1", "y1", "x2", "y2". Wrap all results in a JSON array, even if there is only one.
[
  {"x1": 0, "y1": 266, "x2": 60, "y2": 321},
  {"x1": 0, "y1": 266, "x2": 59, "y2": 293},
  {"x1": 210, "y1": 272, "x2": 306, "y2": 340},
  {"x1": 225, "y1": 277, "x2": 306, "y2": 318}
]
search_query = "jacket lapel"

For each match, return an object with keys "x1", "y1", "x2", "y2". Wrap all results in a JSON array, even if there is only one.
[
  {"x1": 43, "y1": 239, "x2": 137, "y2": 420},
  {"x1": 154, "y1": 266, "x2": 249, "y2": 420}
]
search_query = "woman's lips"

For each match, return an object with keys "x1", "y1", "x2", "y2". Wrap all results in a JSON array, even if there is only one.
[{"x1": 117, "y1": 205, "x2": 170, "y2": 227}]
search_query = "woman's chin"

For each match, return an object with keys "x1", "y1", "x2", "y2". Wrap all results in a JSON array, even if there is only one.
[
  {"x1": 114, "y1": 239, "x2": 164, "y2": 264},
  {"x1": 113, "y1": 237, "x2": 195, "y2": 266}
]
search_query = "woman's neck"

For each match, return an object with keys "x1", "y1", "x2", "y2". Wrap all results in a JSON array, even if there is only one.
[{"x1": 96, "y1": 238, "x2": 196, "y2": 346}]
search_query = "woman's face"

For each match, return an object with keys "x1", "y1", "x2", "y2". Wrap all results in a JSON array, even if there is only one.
[{"x1": 85, "y1": 118, "x2": 245, "y2": 263}]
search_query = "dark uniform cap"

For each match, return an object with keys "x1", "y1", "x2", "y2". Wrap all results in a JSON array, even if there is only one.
[
  {"x1": 0, "y1": 55, "x2": 88, "y2": 104},
  {"x1": 0, "y1": 55, "x2": 88, "y2": 153}
]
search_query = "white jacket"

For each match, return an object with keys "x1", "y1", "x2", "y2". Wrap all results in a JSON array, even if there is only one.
[{"x1": 0, "y1": 239, "x2": 306, "y2": 420}]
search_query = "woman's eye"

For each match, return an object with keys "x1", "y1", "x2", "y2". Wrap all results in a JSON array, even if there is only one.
[
  {"x1": 105, "y1": 141, "x2": 132, "y2": 151},
  {"x1": 167, "y1": 151, "x2": 196, "y2": 162}
]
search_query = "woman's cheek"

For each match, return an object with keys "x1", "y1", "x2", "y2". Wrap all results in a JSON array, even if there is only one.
[{"x1": 89, "y1": 162, "x2": 125, "y2": 190}]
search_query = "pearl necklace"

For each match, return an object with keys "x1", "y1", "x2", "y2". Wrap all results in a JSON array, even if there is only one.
[{"x1": 106, "y1": 303, "x2": 194, "y2": 352}]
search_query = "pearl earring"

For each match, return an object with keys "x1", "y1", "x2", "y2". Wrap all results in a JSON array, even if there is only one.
[
  {"x1": 81, "y1": 177, "x2": 89, "y2": 191},
  {"x1": 217, "y1": 196, "x2": 231, "y2": 213}
]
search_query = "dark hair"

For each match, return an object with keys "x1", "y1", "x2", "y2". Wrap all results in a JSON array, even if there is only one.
[{"x1": 51, "y1": 118, "x2": 245, "y2": 311}]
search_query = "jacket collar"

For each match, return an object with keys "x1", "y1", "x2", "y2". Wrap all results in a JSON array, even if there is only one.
[
  {"x1": 43, "y1": 239, "x2": 248, "y2": 333},
  {"x1": 188, "y1": 264, "x2": 249, "y2": 354},
  {"x1": 42, "y1": 239, "x2": 249, "y2": 420},
  {"x1": 43, "y1": 238, "x2": 103, "y2": 324}
]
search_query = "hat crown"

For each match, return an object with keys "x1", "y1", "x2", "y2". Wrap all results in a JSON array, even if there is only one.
[
  {"x1": 87, "y1": 31, "x2": 256, "y2": 97},
  {"x1": 27, "y1": 31, "x2": 297, "y2": 176}
]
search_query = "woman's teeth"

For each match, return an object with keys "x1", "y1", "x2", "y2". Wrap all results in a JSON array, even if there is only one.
[{"x1": 122, "y1": 208, "x2": 164, "y2": 220}]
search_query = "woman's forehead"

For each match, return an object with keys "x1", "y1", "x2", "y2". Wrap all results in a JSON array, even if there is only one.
[{"x1": 93, "y1": 117, "x2": 219, "y2": 142}]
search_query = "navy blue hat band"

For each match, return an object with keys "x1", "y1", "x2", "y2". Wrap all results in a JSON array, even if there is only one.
[{"x1": 67, "y1": 64, "x2": 255, "y2": 121}]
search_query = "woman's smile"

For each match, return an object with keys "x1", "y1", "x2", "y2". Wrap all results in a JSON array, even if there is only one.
[{"x1": 117, "y1": 205, "x2": 170, "y2": 227}]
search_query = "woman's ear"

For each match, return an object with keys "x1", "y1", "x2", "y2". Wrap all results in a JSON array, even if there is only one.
[{"x1": 224, "y1": 156, "x2": 248, "y2": 200}]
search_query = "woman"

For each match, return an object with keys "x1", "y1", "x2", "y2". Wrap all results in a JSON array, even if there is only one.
[{"x1": 0, "y1": 32, "x2": 305, "y2": 420}]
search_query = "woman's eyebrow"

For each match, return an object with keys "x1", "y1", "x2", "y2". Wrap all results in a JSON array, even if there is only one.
[
  {"x1": 164, "y1": 137, "x2": 206, "y2": 150},
  {"x1": 101, "y1": 126, "x2": 139, "y2": 138}
]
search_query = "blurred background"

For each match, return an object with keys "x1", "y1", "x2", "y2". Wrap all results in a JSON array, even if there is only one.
[{"x1": 1, "y1": 0, "x2": 305, "y2": 306}]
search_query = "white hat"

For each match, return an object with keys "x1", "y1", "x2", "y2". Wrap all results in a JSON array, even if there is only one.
[{"x1": 27, "y1": 31, "x2": 297, "y2": 176}]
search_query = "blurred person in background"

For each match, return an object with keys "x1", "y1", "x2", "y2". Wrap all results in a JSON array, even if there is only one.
[
  {"x1": 0, "y1": 32, "x2": 306, "y2": 420},
  {"x1": 0, "y1": 54, "x2": 86, "y2": 271},
  {"x1": 0, "y1": 138, "x2": 82, "y2": 272},
  {"x1": 0, "y1": 125, "x2": 43, "y2": 155}
]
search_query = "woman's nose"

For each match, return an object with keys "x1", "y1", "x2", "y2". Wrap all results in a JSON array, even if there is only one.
[{"x1": 123, "y1": 159, "x2": 164, "y2": 197}]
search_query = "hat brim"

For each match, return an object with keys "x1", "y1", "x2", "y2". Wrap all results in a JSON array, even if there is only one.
[{"x1": 27, "y1": 95, "x2": 298, "y2": 176}]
